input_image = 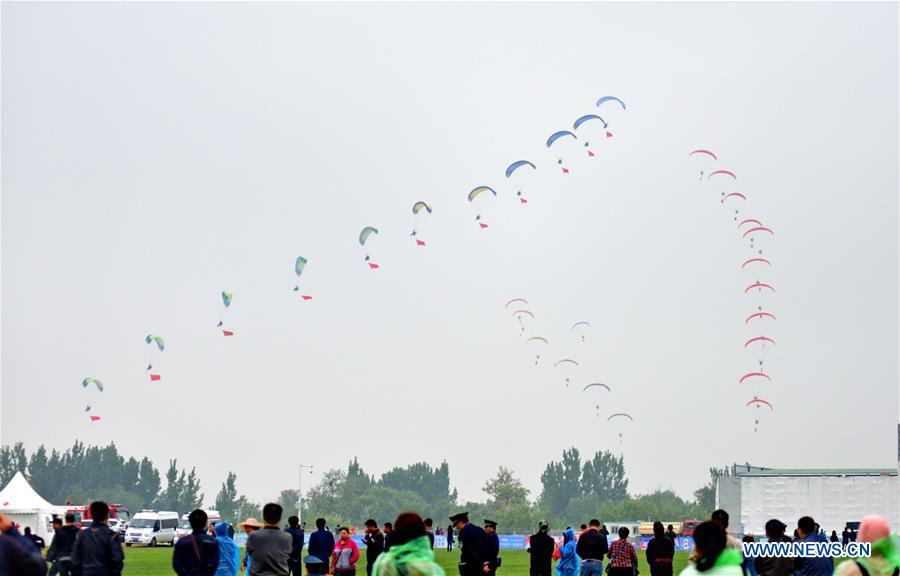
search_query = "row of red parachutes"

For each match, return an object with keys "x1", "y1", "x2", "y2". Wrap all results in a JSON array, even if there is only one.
[{"x1": 690, "y1": 150, "x2": 778, "y2": 432}]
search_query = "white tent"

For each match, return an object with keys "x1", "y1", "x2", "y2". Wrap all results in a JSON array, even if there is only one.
[{"x1": 0, "y1": 471, "x2": 64, "y2": 543}]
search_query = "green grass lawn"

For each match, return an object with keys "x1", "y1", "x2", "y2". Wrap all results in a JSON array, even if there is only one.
[{"x1": 121, "y1": 546, "x2": 692, "y2": 575}]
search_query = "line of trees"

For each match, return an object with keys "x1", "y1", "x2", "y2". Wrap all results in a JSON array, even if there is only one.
[{"x1": 0, "y1": 442, "x2": 727, "y2": 530}]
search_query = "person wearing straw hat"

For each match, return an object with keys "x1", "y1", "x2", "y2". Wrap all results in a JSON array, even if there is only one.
[{"x1": 239, "y1": 518, "x2": 262, "y2": 573}]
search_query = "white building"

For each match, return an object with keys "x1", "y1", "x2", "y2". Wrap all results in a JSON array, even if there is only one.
[{"x1": 716, "y1": 464, "x2": 899, "y2": 536}]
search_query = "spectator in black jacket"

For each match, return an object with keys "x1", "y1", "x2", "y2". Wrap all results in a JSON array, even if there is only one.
[
  {"x1": 48, "y1": 514, "x2": 79, "y2": 576},
  {"x1": 22, "y1": 527, "x2": 44, "y2": 550},
  {"x1": 173, "y1": 509, "x2": 220, "y2": 576},
  {"x1": 284, "y1": 516, "x2": 305, "y2": 576},
  {"x1": 383, "y1": 522, "x2": 394, "y2": 552},
  {"x1": 576, "y1": 519, "x2": 609, "y2": 576},
  {"x1": 646, "y1": 521, "x2": 675, "y2": 576},
  {"x1": 70, "y1": 501, "x2": 124, "y2": 576},
  {"x1": 424, "y1": 518, "x2": 435, "y2": 550},
  {"x1": 527, "y1": 522, "x2": 554, "y2": 576},
  {"x1": 363, "y1": 519, "x2": 384, "y2": 576},
  {"x1": 664, "y1": 525, "x2": 677, "y2": 542},
  {"x1": 754, "y1": 519, "x2": 793, "y2": 576}
]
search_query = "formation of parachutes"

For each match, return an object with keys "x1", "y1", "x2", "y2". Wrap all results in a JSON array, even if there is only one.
[
  {"x1": 78, "y1": 95, "x2": 780, "y2": 440},
  {"x1": 503, "y1": 294, "x2": 633, "y2": 444},
  {"x1": 690, "y1": 149, "x2": 779, "y2": 432}
]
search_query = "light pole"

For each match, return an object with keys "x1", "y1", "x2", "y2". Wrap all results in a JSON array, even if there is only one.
[{"x1": 298, "y1": 464, "x2": 313, "y2": 527}]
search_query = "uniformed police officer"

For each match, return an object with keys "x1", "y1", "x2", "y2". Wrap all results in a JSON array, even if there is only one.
[
  {"x1": 70, "y1": 501, "x2": 124, "y2": 576},
  {"x1": 450, "y1": 512, "x2": 489, "y2": 576},
  {"x1": 484, "y1": 520, "x2": 501, "y2": 576}
]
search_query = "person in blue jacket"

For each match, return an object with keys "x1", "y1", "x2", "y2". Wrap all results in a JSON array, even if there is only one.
[
  {"x1": 307, "y1": 518, "x2": 335, "y2": 575},
  {"x1": 556, "y1": 527, "x2": 580, "y2": 576},
  {"x1": 214, "y1": 521, "x2": 239, "y2": 576}
]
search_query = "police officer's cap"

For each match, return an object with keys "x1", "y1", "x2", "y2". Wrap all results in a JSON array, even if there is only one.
[
  {"x1": 449, "y1": 512, "x2": 469, "y2": 523},
  {"x1": 484, "y1": 520, "x2": 498, "y2": 529}
]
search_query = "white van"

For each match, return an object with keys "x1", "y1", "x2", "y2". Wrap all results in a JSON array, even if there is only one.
[
  {"x1": 125, "y1": 510, "x2": 179, "y2": 547},
  {"x1": 174, "y1": 510, "x2": 222, "y2": 543}
]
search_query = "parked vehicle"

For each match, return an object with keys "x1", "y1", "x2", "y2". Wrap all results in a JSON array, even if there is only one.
[
  {"x1": 174, "y1": 510, "x2": 221, "y2": 543},
  {"x1": 639, "y1": 522, "x2": 683, "y2": 536},
  {"x1": 682, "y1": 520, "x2": 702, "y2": 537},
  {"x1": 125, "y1": 510, "x2": 179, "y2": 547}
]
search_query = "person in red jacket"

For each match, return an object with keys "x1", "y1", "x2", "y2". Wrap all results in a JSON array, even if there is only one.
[{"x1": 331, "y1": 527, "x2": 360, "y2": 576}]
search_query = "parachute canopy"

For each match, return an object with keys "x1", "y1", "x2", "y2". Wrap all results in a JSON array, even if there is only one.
[
  {"x1": 742, "y1": 226, "x2": 774, "y2": 238},
  {"x1": 546, "y1": 131, "x2": 577, "y2": 148},
  {"x1": 746, "y1": 397, "x2": 774, "y2": 410},
  {"x1": 573, "y1": 114, "x2": 607, "y2": 130},
  {"x1": 607, "y1": 412, "x2": 633, "y2": 422},
  {"x1": 295, "y1": 256, "x2": 308, "y2": 277},
  {"x1": 468, "y1": 186, "x2": 497, "y2": 202},
  {"x1": 221, "y1": 291, "x2": 233, "y2": 308},
  {"x1": 596, "y1": 96, "x2": 626, "y2": 110},
  {"x1": 359, "y1": 226, "x2": 379, "y2": 246},
  {"x1": 707, "y1": 169, "x2": 736, "y2": 180},
  {"x1": 572, "y1": 321, "x2": 591, "y2": 330},
  {"x1": 412, "y1": 201, "x2": 432, "y2": 215},
  {"x1": 505, "y1": 161, "x2": 536, "y2": 178},
  {"x1": 527, "y1": 336, "x2": 549, "y2": 344},
  {"x1": 740, "y1": 372, "x2": 771, "y2": 384},
  {"x1": 745, "y1": 282, "x2": 776, "y2": 294},
  {"x1": 739, "y1": 219, "x2": 763, "y2": 229},
  {"x1": 511, "y1": 309, "x2": 535, "y2": 319},
  {"x1": 689, "y1": 149, "x2": 718, "y2": 160},
  {"x1": 582, "y1": 383, "x2": 611, "y2": 392},
  {"x1": 745, "y1": 311, "x2": 776, "y2": 323},
  {"x1": 741, "y1": 258, "x2": 771, "y2": 270},
  {"x1": 554, "y1": 359, "x2": 579, "y2": 368},
  {"x1": 505, "y1": 298, "x2": 528, "y2": 308},
  {"x1": 145, "y1": 335, "x2": 165, "y2": 352},
  {"x1": 82, "y1": 377, "x2": 104, "y2": 392}
]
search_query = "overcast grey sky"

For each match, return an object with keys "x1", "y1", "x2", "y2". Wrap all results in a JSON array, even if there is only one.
[{"x1": 2, "y1": 1, "x2": 898, "y2": 506}]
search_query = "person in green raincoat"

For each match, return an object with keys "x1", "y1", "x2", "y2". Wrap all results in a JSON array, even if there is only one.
[
  {"x1": 679, "y1": 522, "x2": 743, "y2": 576},
  {"x1": 834, "y1": 516, "x2": 899, "y2": 576},
  {"x1": 372, "y1": 513, "x2": 444, "y2": 576}
]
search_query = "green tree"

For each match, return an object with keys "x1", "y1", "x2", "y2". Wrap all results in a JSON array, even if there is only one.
[
  {"x1": 182, "y1": 467, "x2": 204, "y2": 510},
  {"x1": 693, "y1": 467, "x2": 729, "y2": 515},
  {"x1": 159, "y1": 460, "x2": 185, "y2": 510},
  {"x1": 0, "y1": 443, "x2": 28, "y2": 487},
  {"x1": 277, "y1": 489, "x2": 300, "y2": 520},
  {"x1": 581, "y1": 450, "x2": 629, "y2": 503},
  {"x1": 539, "y1": 448, "x2": 582, "y2": 516},
  {"x1": 27, "y1": 446, "x2": 51, "y2": 496},
  {"x1": 215, "y1": 472, "x2": 240, "y2": 522},
  {"x1": 136, "y1": 458, "x2": 161, "y2": 507},
  {"x1": 482, "y1": 467, "x2": 536, "y2": 532}
]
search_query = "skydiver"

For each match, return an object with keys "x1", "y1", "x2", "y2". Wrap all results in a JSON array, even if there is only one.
[
  {"x1": 146, "y1": 363, "x2": 152, "y2": 371},
  {"x1": 410, "y1": 230, "x2": 417, "y2": 237},
  {"x1": 293, "y1": 286, "x2": 299, "y2": 292}
]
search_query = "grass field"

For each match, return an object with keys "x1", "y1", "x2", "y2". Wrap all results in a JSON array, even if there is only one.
[{"x1": 121, "y1": 546, "x2": 692, "y2": 575}]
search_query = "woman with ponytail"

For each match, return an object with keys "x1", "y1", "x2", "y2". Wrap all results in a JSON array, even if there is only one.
[{"x1": 679, "y1": 522, "x2": 743, "y2": 576}]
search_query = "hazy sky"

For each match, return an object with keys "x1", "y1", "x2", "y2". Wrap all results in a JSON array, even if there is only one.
[{"x1": 2, "y1": 2, "x2": 898, "y2": 507}]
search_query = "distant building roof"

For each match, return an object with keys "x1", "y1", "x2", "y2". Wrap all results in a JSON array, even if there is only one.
[{"x1": 731, "y1": 464, "x2": 897, "y2": 477}]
